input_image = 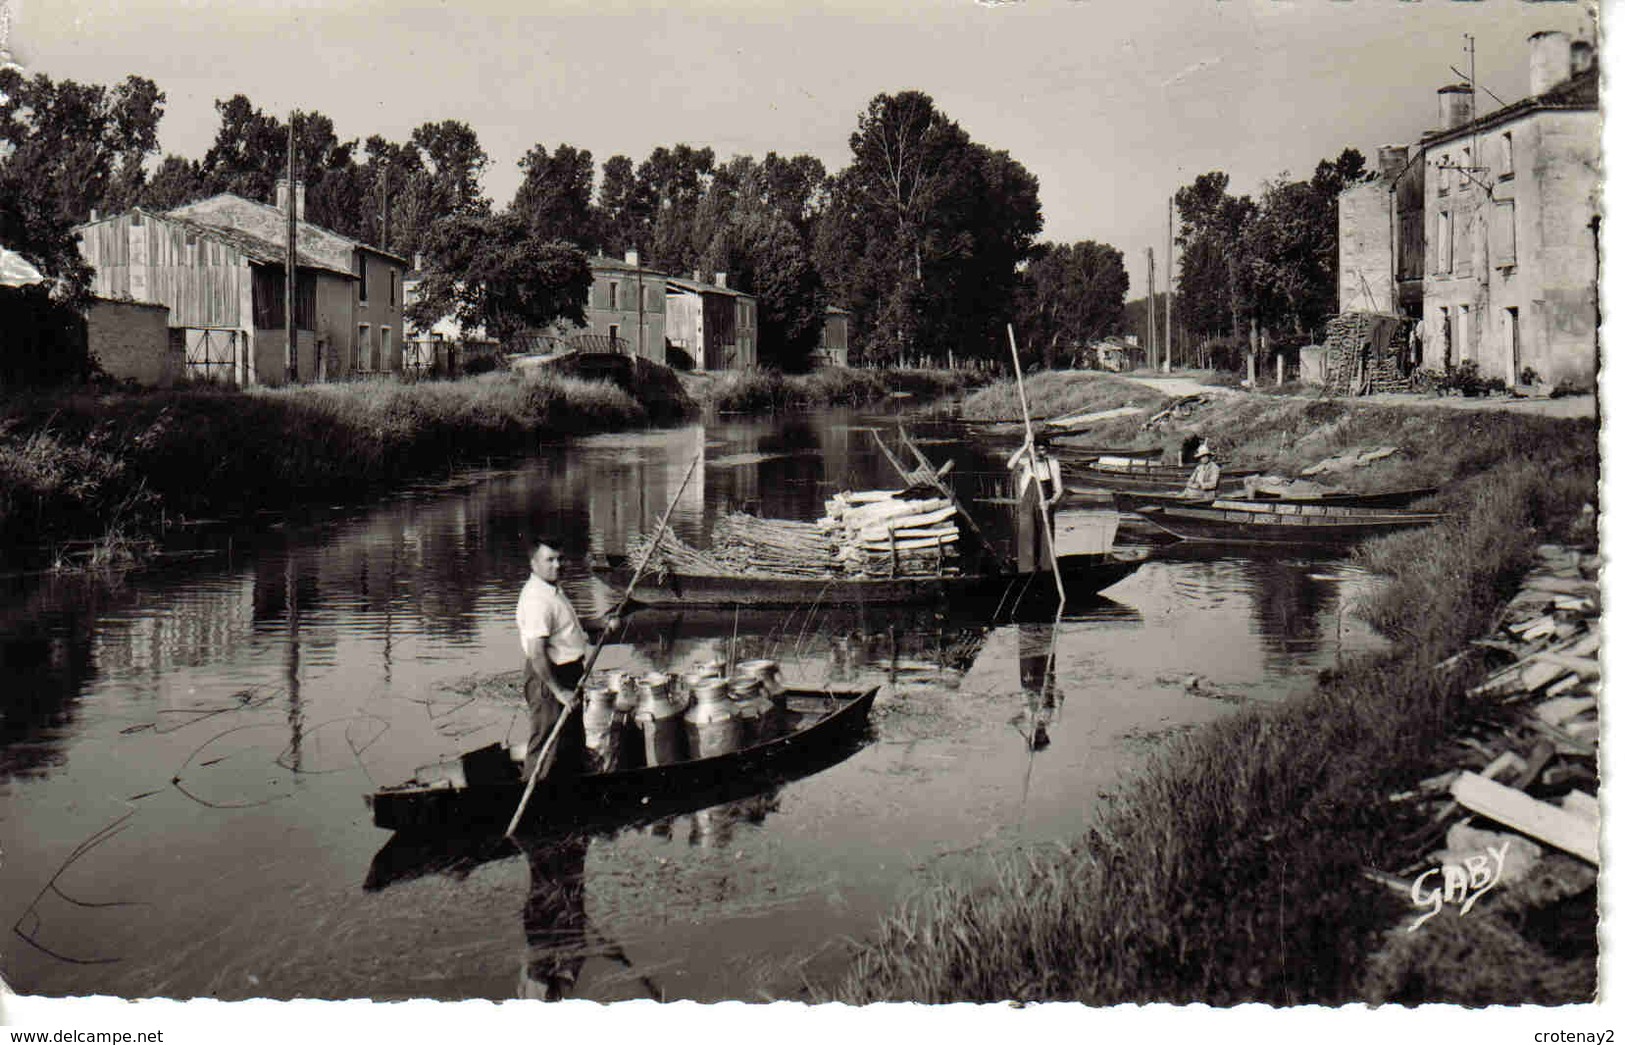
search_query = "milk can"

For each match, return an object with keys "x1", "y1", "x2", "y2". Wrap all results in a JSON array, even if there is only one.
[
  {"x1": 727, "y1": 675, "x2": 775, "y2": 744},
  {"x1": 683, "y1": 676, "x2": 744, "y2": 758},
  {"x1": 634, "y1": 672, "x2": 688, "y2": 766},
  {"x1": 607, "y1": 669, "x2": 638, "y2": 714},
  {"x1": 737, "y1": 659, "x2": 787, "y2": 705},
  {"x1": 581, "y1": 677, "x2": 621, "y2": 773}
]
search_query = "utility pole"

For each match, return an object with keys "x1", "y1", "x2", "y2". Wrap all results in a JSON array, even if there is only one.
[
  {"x1": 380, "y1": 165, "x2": 390, "y2": 253},
  {"x1": 635, "y1": 249, "x2": 645, "y2": 359},
  {"x1": 1165, "y1": 196, "x2": 1175, "y2": 372},
  {"x1": 285, "y1": 112, "x2": 298, "y2": 385},
  {"x1": 1145, "y1": 248, "x2": 1157, "y2": 370}
]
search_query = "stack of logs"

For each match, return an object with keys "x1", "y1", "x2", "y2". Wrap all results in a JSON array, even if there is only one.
[
  {"x1": 1370, "y1": 542, "x2": 1599, "y2": 910},
  {"x1": 1322, "y1": 312, "x2": 1413, "y2": 396},
  {"x1": 820, "y1": 490, "x2": 962, "y2": 578}
]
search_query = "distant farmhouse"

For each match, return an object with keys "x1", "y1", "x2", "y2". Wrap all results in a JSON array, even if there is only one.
[
  {"x1": 1338, "y1": 29, "x2": 1599, "y2": 388},
  {"x1": 76, "y1": 180, "x2": 408, "y2": 386},
  {"x1": 1088, "y1": 335, "x2": 1145, "y2": 373}
]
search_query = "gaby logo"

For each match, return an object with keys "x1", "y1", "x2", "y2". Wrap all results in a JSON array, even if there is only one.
[{"x1": 1408, "y1": 841, "x2": 1511, "y2": 931}]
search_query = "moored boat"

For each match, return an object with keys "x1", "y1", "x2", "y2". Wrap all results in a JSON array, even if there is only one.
[
  {"x1": 1132, "y1": 499, "x2": 1446, "y2": 546},
  {"x1": 596, "y1": 549, "x2": 1147, "y2": 607},
  {"x1": 367, "y1": 685, "x2": 880, "y2": 834},
  {"x1": 1111, "y1": 486, "x2": 1441, "y2": 515}
]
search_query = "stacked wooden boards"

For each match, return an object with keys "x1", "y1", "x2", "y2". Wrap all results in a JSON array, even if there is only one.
[{"x1": 821, "y1": 490, "x2": 962, "y2": 578}]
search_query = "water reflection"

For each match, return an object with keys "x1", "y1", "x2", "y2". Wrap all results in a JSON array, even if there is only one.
[{"x1": 0, "y1": 408, "x2": 1388, "y2": 1001}]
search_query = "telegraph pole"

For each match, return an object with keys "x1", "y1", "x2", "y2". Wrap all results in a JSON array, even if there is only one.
[
  {"x1": 285, "y1": 112, "x2": 298, "y2": 385},
  {"x1": 1165, "y1": 196, "x2": 1175, "y2": 372},
  {"x1": 1145, "y1": 248, "x2": 1157, "y2": 369}
]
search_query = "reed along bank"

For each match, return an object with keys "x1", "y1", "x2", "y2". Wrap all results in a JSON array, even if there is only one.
[
  {"x1": 0, "y1": 369, "x2": 687, "y2": 567},
  {"x1": 821, "y1": 376, "x2": 1598, "y2": 1005},
  {"x1": 0, "y1": 363, "x2": 983, "y2": 568}
]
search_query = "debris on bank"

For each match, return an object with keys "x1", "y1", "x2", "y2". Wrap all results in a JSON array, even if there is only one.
[{"x1": 1361, "y1": 542, "x2": 1599, "y2": 1004}]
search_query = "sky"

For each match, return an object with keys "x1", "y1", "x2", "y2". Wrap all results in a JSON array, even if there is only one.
[{"x1": 6, "y1": 0, "x2": 1605, "y2": 299}]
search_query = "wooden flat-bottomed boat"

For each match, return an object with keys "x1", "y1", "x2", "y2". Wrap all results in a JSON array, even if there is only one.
[
  {"x1": 1133, "y1": 499, "x2": 1446, "y2": 546},
  {"x1": 597, "y1": 549, "x2": 1147, "y2": 607},
  {"x1": 367, "y1": 686, "x2": 879, "y2": 834},
  {"x1": 1111, "y1": 486, "x2": 1440, "y2": 515}
]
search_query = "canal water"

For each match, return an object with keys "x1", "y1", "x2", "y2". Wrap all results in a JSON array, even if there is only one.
[{"x1": 0, "y1": 411, "x2": 1386, "y2": 1002}]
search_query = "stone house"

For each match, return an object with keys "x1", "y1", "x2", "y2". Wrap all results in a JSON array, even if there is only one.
[
  {"x1": 664, "y1": 272, "x2": 758, "y2": 371},
  {"x1": 1338, "y1": 30, "x2": 1600, "y2": 387}
]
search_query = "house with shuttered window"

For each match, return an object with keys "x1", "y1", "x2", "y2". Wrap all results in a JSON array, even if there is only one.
[{"x1": 76, "y1": 180, "x2": 408, "y2": 385}]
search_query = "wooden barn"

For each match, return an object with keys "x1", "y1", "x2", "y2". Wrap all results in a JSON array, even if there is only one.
[{"x1": 76, "y1": 184, "x2": 408, "y2": 385}]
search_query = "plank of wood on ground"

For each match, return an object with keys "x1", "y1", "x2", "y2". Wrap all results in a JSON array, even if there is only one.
[{"x1": 1450, "y1": 771, "x2": 1599, "y2": 864}]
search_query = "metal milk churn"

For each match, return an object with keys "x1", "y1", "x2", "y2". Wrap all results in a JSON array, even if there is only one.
[
  {"x1": 683, "y1": 676, "x2": 743, "y2": 758},
  {"x1": 727, "y1": 675, "x2": 774, "y2": 744},
  {"x1": 581, "y1": 676, "x2": 621, "y2": 773},
  {"x1": 634, "y1": 671, "x2": 688, "y2": 766},
  {"x1": 737, "y1": 659, "x2": 787, "y2": 705}
]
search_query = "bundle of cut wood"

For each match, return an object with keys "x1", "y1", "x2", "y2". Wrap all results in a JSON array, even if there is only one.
[
  {"x1": 821, "y1": 490, "x2": 964, "y2": 578},
  {"x1": 624, "y1": 528, "x2": 730, "y2": 576}
]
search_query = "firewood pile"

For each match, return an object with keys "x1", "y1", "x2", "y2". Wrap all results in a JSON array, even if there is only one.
[
  {"x1": 821, "y1": 490, "x2": 964, "y2": 578},
  {"x1": 1367, "y1": 542, "x2": 1599, "y2": 925},
  {"x1": 1323, "y1": 312, "x2": 1412, "y2": 396}
]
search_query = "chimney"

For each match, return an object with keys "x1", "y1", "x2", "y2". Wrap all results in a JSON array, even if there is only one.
[
  {"x1": 275, "y1": 177, "x2": 306, "y2": 221},
  {"x1": 89, "y1": 207, "x2": 100, "y2": 223},
  {"x1": 1570, "y1": 38, "x2": 1595, "y2": 78},
  {"x1": 1377, "y1": 145, "x2": 1409, "y2": 182},
  {"x1": 1436, "y1": 84, "x2": 1472, "y2": 131},
  {"x1": 624, "y1": 249, "x2": 639, "y2": 267},
  {"x1": 1529, "y1": 30, "x2": 1572, "y2": 97},
  {"x1": 692, "y1": 270, "x2": 702, "y2": 282},
  {"x1": 714, "y1": 272, "x2": 728, "y2": 290}
]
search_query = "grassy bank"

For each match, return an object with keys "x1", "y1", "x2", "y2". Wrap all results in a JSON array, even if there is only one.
[
  {"x1": 694, "y1": 366, "x2": 986, "y2": 413},
  {"x1": 959, "y1": 370, "x2": 1169, "y2": 421},
  {"x1": 823, "y1": 390, "x2": 1596, "y2": 1004},
  {"x1": 0, "y1": 370, "x2": 679, "y2": 566}
]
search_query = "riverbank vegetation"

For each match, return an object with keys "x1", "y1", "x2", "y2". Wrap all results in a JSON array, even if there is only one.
[
  {"x1": 959, "y1": 370, "x2": 1170, "y2": 422},
  {"x1": 0, "y1": 371, "x2": 672, "y2": 567},
  {"x1": 692, "y1": 366, "x2": 985, "y2": 413},
  {"x1": 823, "y1": 389, "x2": 1596, "y2": 1004}
]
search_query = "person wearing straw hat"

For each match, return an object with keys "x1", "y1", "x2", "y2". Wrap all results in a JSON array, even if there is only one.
[
  {"x1": 1181, "y1": 442, "x2": 1222, "y2": 499},
  {"x1": 517, "y1": 538, "x2": 617, "y2": 782}
]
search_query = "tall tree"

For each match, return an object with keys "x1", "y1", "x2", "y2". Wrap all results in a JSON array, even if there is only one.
[
  {"x1": 512, "y1": 142, "x2": 596, "y2": 248},
  {"x1": 819, "y1": 91, "x2": 1041, "y2": 364},
  {"x1": 198, "y1": 99, "x2": 363, "y2": 233},
  {"x1": 408, "y1": 212, "x2": 590, "y2": 343},
  {"x1": 596, "y1": 154, "x2": 649, "y2": 257},
  {"x1": 0, "y1": 70, "x2": 164, "y2": 225},
  {"x1": 409, "y1": 119, "x2": 491, "y2": 217},
  {"x1": 1015, "y1": 240, "x2": 1129, "y2": 369}
]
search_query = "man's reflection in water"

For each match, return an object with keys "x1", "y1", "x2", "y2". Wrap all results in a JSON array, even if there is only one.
[
  {"x1": 518, "y1": 835, "x2": 591, "y2": 1001},
  {"x1": 516, "y1": 792, "x2": 784, "y2": 1000},
  {"x1": 1016, "y1": 622, "x2": 1060, "y2": 752}
]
